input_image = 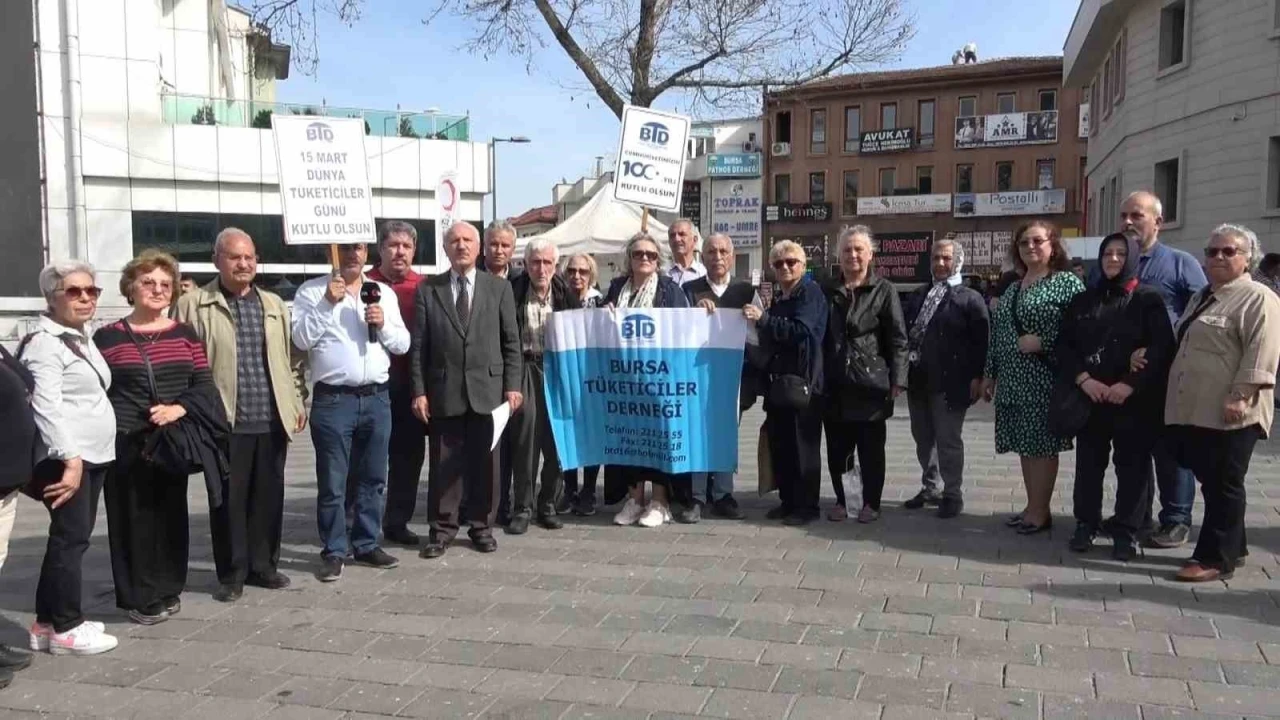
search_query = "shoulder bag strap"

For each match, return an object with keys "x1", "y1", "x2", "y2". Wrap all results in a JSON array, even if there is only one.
[
  {"x1": 120, "y1": 322, "x2": 160, "y2": 404},
  {"x1": 59, "y1": 336, "x2": 107, "y2": 391}
]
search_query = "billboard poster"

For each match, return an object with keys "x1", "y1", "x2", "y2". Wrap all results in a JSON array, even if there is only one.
[
  {"x1": 612, "y1": 104, "x2": 691, "y2": 212},
  {"x1": 858, "y1": 128, "x2": 914, "y2": 154},
  {"x1": 953, "y1": 189, "x2": 1068, "y2": 217},
  {"x1": 706, "y1": 153, "x2": 762, "y2": 177},
  {"x1": 681, "y1": 180, "x2": 702, "y2": 229},
  {"x1": 857, "y1": 193, "x2": 951, "y2": 216},
  {"x1": 954, "y1": 110, "x2": 1058, "y2": 149},
  {"x1": 874, "y1": 231, "x2": 933, "y2": 283},
  {"x1": 711, "y1": 179, "x2": 762, "y2": 249}
]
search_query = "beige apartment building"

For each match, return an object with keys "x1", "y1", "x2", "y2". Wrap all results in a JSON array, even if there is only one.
[{"x1": 762, "y1": 57, "x2": 1088, "y2": 281}]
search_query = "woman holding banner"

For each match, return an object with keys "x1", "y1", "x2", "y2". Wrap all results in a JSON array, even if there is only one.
[
  {"x1": 745, "y1": 240, "x2": 829, "y2": 526},
  {"x1": 604, "y1": 234, "x2": 691, "y2": 528},
  {"x1": 560, "y1": 253, "x2": 604, "y2": 516}
]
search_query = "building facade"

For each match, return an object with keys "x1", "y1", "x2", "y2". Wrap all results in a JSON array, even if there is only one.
[
  {"x1": 762, "y1": 57, "x2": 1088, "y2": 283},
  {"x1": 510, "y1": 204, "x2": 557, "y2": 237},
  {"x1": 681, "y1": 117, "x2": 765, "y2": 278},
  {"x1": 1066, "y1": 0, "x2": 1280, "y2": 251},
  {"x1": 2, "y1": 0, "x2": 490, "y2": 333}
]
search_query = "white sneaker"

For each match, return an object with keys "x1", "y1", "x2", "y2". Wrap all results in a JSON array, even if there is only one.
[
  {"x1": 613, "y1": 498, "x2": 645, "y2": 526},
  {"x1": 638, "y1": 503, "x2": 667, "y2": 528},
  {"x1": 49, "y1": 621, "x2": 118, "y2": 656},
  {"x1": 30, "y1": 620, "x2": 105, "y2": 651}
]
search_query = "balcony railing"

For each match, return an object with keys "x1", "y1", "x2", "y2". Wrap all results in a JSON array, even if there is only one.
[{"x1": 160, "y1": 94, "x2": 470, "y2": 141}]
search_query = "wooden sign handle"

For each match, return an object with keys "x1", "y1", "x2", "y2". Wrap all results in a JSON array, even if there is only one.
[
  {"x1": 640, "y1": 207, "x2": 650, "y2": 233},
  {"x1": 328, "y1": 243, "x2": 340, "y2": 271}
]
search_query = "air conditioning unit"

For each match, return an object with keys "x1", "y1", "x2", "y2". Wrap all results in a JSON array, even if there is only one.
[{"x1": 771, "y1": 141, "x2": 791, "y2": 157}]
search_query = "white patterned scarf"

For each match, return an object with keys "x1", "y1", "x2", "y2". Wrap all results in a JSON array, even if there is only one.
[
  {"x1": 908, "y1": 253, "x2": 964, "y2": 363},
  {"x1": 618, "y1": 273, "x2": 658, "y2": 309}
]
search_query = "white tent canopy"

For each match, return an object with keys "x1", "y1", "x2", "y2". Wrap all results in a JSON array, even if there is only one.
[{"x1": 514, "y1": 182, "x2": 669, "y2": 257}]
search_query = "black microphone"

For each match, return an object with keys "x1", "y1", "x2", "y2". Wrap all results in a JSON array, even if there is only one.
[{"x1": 360, "y1": 281, "x2": 382, "y2": 344}]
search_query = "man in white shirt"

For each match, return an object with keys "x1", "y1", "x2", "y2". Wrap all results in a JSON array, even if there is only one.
[
  {"x1": 291, "y1": 242, "x2": 410, "y2": 582},
  {"x1": 666, "y1": 218, "x2": 707, "y2": 287}
]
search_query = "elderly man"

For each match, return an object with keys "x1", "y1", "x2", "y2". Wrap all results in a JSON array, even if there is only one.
[
  {"x1": 680, "y1": 232, "x2": 758, "y2": 521},
  {"x1": 292, "y1": 243, "x2": 410, "y2": 582},
  {"x1": 667, "y1": 219, "x2": 707, "y2": 286},
  {"x1": 367, "y1": 221, "x2": 427, "y2": 546},
  {"x1": 901, "y1": 238, "x2": 990, "y2": 519},
  {"x1": 413, "y1": 222, "x2": 523, "y2": 558},
  {"x1": 174, "y1": 229, "x2": 307, "y2": 602},
  {"x1": 1098, "y1": 191, "x2": 1208, "y2": 548},
  {"x1": 506, "y1": 239, "x2": 581, "y2": 534},
  {"x1": 484, "y1": 220, "x2": 523, "y2": 282}
]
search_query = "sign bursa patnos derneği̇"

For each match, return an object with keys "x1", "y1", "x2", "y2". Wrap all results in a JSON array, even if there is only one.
[
  {"x1": 271, "y1": 115, "x2": 376, "y2": 245},
  {"x1": 612, "y1": 105, "x2": 691, "y2": 213}
]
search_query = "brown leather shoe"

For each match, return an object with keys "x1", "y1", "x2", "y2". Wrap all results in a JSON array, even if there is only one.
[
  {"x1": 1175, "y1": 562, "x2": 1233, "y2": 583},
  {"x1": 827, "y1": 505, "x2": 848, "y2": 522}
]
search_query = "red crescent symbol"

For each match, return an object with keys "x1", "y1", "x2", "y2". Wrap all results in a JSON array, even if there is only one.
[{"x1": 440, "y1": 179, "x2": 458, "y2": 212}]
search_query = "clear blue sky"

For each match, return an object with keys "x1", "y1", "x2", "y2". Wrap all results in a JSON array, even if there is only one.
[{"x1": 275, "y1": 0, "x2": 1081, "y2": 222}]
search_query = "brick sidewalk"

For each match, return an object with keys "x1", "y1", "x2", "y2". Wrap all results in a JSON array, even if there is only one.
[{"x1": 0, "y1": 405, "x2": 1278, "y2": 719}]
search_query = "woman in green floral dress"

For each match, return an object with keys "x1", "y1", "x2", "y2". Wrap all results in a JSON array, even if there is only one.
[{"x1": 982, "y1": 220, "x2": 1085, "y2": 534}]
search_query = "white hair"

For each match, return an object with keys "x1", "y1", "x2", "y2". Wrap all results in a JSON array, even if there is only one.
[
  {"x1": 703, "y1": 232, "x2": 733, "y2": 254},
  {"x1": 1211, "y1": 223, "x2": 1262, "y2": 271},
  {"x1": 1123, "y1": 191, "x2": 1164, "y2": 220},
  {"x1": 214, "y1": 226, "x2": 253, "y2": 255},
  {"x1": 38, "y1": 260, "x2": 97, "y2": 304},
  {"x1": 485, "y1": 219, "x2": 517, "y2": 242},
  {"x1": 523, "y1": 237, "x2": 560, "y2": 265},
  {"x1": 669, "y1": 218, "x2": 701, "y2": 243},
  {"x1": 837, "y1": 224, "x2": 875, "y2": 257},
  {"x1": 933, "y1": 237, "x2": 965, "y2": 265},
  {"x1": 768, "y1": 240, "x2": 807, "y2": 265}
]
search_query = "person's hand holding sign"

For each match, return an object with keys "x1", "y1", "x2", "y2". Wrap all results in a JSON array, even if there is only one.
[
  {"x1": 743, "y1": 305, "x2": 762, "y2": 323},
  {"x1": 698, "y1": 298, "x2": 717, "y2": 314}
]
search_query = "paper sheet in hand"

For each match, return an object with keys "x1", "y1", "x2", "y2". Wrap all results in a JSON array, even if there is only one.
[{"x1": 490, "y1": 402, "x2": 512, "y2": 451}]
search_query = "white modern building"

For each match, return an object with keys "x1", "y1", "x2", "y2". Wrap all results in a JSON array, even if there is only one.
[
  {"x1": 1, "y1": 0, "x2": 491, "y2": 333},
  {"x1": 682, "y1": 117, "x2": 764, "y2": 277},
  {"x1": 1065, "y1": 0, "x2": 1280, "y2": 250}
]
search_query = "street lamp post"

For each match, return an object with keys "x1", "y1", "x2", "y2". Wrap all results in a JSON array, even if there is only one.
[{"x1": 490, "y1": 136, "x2": 531, "y2": 224}]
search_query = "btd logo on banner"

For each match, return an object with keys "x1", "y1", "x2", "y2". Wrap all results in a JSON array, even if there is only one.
[
  {"x1": 621, "y1": 314, "x2": 657, "y2": 341},
  {"x1": 639, "y1": 122, "x2": 669, "y2": 146},
  {"x1": 305, "y1": 122, "x2": 334, "y2": 142}
]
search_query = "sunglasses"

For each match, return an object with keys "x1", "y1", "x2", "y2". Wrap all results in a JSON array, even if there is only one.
[
  {"x1": 59, "y1": 286, "x2": 102, "y2": 301},
  {"x1": 631, "y1": 250, "x2": 659, "y2": 261},
  {"x1": 138, "y1": 278, "x2": 172, "y2": 293},
  {"x1": 1017, "y1": 236, "x2": 1049, "y2": 248},
  {"x1": 772, "y1": 258, "x2": 802, "y2": 270},
  {"x1": 564, "y1": 267, "x2": 590, "y2": 276},
  {"x1": 1204, "y1": 246, "x2": 1241, "y2": 259}
]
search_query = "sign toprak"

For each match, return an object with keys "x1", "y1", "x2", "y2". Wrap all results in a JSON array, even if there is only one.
[
  {"x1": 612, "y1": 105, "x2": 691, "y2": 213},
  {"x1": 271, "y1": 115, "x2": 376, "y2": 245}
]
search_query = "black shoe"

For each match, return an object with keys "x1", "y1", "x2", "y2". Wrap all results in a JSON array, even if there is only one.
[
  {"x1": 245, "y1": 571, "x2": 291, "y2": 590},
  {"x1": 1016, "y1": 517, "x2": 1053, "y2": 535},
  {"x1": 765, "y1": 505, "x2": 790, "y2": 520},
  {"x1": 904, "y1": 489, "x2": 942, "y2": 510},
  {"x1": 1148, "y1": 522, "x2": 1191, "y2": 549},
  {"x1": 673, "y1": 503, "x2": 702, "y2": 524},
  {"x1": 354, "y1": 548, "x2": 400, "y2": 569},
  {"x1": 555, "y1": 493, "x2": 575, "y2": 515},
  {"x1": 420, "y1": 541, "x2": 448, "y2": 559},
  {"x1": 163, "y1": 597, "x2": 181, "y2": 616},
  {"x1": 472, "y1": 535, "x2": 498, "y2": 553},
  {"x1": 783, "y1": 512, "x2": 815, "y2": 527},
  {"x1": 572, "y1": 494, "x2": 597, "y2": 517},
  {"x1": 506, "y1": 515, "x2": 530, "y2": 535},
  {"x1": 1112, "y1": 535, "x2": 1138, "y2": 562},
  {"x1": 383, "y1": 526, "x2": 421, "y2": 546},
  {"x1": 318, "y1": 556, "x2": 344, "y2": 582},
  {"x1": 128, "y1": 603, "x2": 170, "y2": 625},
  {"x1": 710, "y1": 495, "x2": 745, "y2": 520},
  {"x1": 213, "y1": 584, "x2": 244, "y2": 603},
  {"x1": 536, "y1": 514, "x2": 564, "y2": 530},
  {"x1": 937, "y1": 497, "x2": 964, "y2": 519},
  {"x1": 1069, "y1": 522, "x2": 1096, "y2": 552},
  {"x1": 0, "y1": 645, "x2": 33, "y2": 672}
]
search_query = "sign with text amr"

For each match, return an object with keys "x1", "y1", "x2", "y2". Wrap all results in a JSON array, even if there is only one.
[
  {"x1": 612, "y1": 105, "x2": 692, "y2": 213},
  {"x1": 271, "y1": 115, "x2": 376, "y2": 245}
]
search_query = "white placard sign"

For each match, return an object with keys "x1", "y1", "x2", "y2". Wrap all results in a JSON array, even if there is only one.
[
  {"x1": 612, "y1": 105, "x2": 691, "y2": 213},
  {"x1": 272, "y1": 116, "x2": 376, "y2": 245}
]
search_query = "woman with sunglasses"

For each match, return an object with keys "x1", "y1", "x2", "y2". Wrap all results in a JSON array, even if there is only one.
[
  {"x1": 18, "y1": 261, "x2": 119, "y2": 655},
  {"x1": 95, "y1": 250, "x2": 214, "y2": 624},
  {"x1": 982, "y1": 220, "x2": 1083, "y2": 535},
  {"x1": 560, "y1": 253, "x2": 604, "y2": 516},
  {"x1": 604, "y1": 234, "x2": 691, "y2": 527},
  {"x1": 820, "y1": 226, "x2": 907, "y2": 523},
  {"x1": 744, "y1": 241, "x2": 828, "y2": 525},
  {"x1": 1159, "y1": 224, "x2": 1280, "y2": 581}
]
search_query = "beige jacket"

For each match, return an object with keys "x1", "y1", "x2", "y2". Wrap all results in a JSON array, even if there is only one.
[
  {"x1": 173, "y1": 280, "x2": 307, "y2": 437},
  {"x1": 1165, "y1": 275, "x2": 1280, "y2": 436}
]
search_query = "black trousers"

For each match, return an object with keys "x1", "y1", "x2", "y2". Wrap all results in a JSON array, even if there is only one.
[
  {"x1": 383, "y1": 381, "x2": 427, "y2": 531},
  {"x1": 511, "y1": 361, "x2": 561, "y2": 518},
  {"x1": 211, "y1": 429, "x2": 287, "y2": 587},
  {"x1": 1072, "y1": 408, "x2": 1154, "y2": 534},
  {"x1": 824, "y1": 419, "x2": 888, "y2": 510},
  {"x1": 105, "y1": 433, "x2": 189, "y2": 612},
  {"x1": 36, "y1": 462, "x2": 108, "y2": 633},
  {"x1": 1171, "y1": 424, "x2": 1261, "y2": 570},
  {"x1": 767, "y1": 403, "x2": 823, "y2": 517},
  {"x1": 428, "y1": 412, "x2": 500, "y2": 542},
  {"x1": 563, "y1": 466, "x2": 600, "y2": 500}
]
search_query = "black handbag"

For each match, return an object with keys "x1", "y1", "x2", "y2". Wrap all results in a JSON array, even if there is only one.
[
  {"x1": 843, "y1": 337, "x2": 891, "y2": 395},
  {"x1": 121, "y1": 323, "x2": 200, "y2": 476},
  {"x1": 1046, "y1": 379, "x2": 1092, "y2": 437},
  {"x1": 767, "y1": 373, "x2": 812, "y2": 411}
]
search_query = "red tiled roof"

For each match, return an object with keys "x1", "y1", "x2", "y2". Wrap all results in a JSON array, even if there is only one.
[
  {"x1": 510, "y1": 204, "x2": 557, "y2": 227},
  {"x1": 774, "y1": 56, "x2": 1064, "y2": 98}
]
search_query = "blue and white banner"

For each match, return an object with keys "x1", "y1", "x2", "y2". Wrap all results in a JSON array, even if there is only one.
[{"x1": 544, "y1": 308, "x2": 749, "y2": 474}]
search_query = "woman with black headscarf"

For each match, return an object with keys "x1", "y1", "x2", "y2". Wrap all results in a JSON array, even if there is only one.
[{"x1": 1057, "y1": 232, "x2": 1174, "y2": 560}]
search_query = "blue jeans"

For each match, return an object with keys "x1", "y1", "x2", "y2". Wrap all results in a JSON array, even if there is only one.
[
  {"x1": 311, "y1": 384, "x2": 392, "y2": 558},
  {"x1": 693, "y1": 472, "x2": 735, "y2": 505},
  {"x1": 1154, "y1": 436, "x2": 1195, "y2": 526}
]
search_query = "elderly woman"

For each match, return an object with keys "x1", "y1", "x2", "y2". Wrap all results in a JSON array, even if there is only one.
[
  {"x1": 822, "y1": 226, "x2": 908, "y2": 523},
  {"x1": 95, "y1": 250, "x2": 214, "y2": 624},
  {"x1": 1058, "y1": 233, "x2": 1173, "y2": 560},
  {"x1": 605, "y1": 234, "x2": 691, "y2": 527},
  {"x1": 1162, "y1": 224, "x2": 1280, "y2": 582},
  {"x1": 561, "y1": 252, "x2": 603, "y2": 516},
  {"x1": 18, "y1": 261, "x2": 118, "y2": 655},
  {"x1": 982, "y1": 220, "x2": 1084, "y2": 535},
  {"x1": 745, "y1": 241, "x2": 829, "y2": 525}
]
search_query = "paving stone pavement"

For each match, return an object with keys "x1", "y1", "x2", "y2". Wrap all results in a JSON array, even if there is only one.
[{"x1": 2, "y1": 403, "x2": 1280, "y2": 719}]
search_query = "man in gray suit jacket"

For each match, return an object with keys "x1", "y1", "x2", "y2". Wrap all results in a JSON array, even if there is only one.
[{"x1": 412, "y1": 221, "x2": 523, "y2": 557}]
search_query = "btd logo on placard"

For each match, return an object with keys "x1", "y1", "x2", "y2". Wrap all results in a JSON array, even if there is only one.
[
  {"x1": 306, "y1": 122, "x2": 335, "y2": 142},
  {"x1": 620, "y1": 314, "x2": 657, "y2": 341},
  {"x1": 638, "y1": 122, "x2": 669, "y2": 147}
]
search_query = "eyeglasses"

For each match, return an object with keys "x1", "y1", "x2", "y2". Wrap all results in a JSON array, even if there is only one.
[
  {"x1": 631, "y1": 250, "x2": 659, "y2": 261},
  {"x1": 138, "y1": 278, "x2": 173, "y2": 293},
  {"x1": 1204, "y1": 246, "x2": 1241, "y2": 259},
  {"x1": 772, "y1": 258, "x2": 802, "y2": 270},
  {"x1": 1017, "y1": 236, "x2": 1049, "y2": 248},
  {"x1": 58, "y1": 286, "x2": 102, "y2": 301},
  {"x1": 564, "y1": 267, "x2": 590, "y2": 276}
]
